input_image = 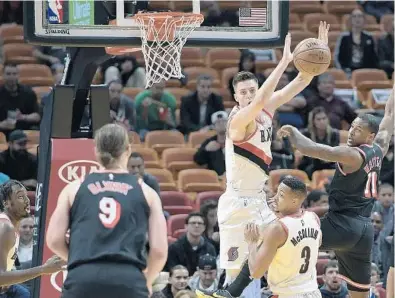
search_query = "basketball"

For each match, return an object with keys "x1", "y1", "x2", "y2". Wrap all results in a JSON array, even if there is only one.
[{"x1": 293, "y1": 38, "x2": 331, "y2": 76}]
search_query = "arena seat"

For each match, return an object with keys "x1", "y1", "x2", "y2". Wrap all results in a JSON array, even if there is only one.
[
  {"x1": 123, "y1": 87, "x2": 144, "y2": 99},
  {"x1": 188, "y1": 130, "x2": 217, "y2": 148},
  {"x1": 163, "y1": 205, "x2": 194, "y2": 216},
  {"x1": 221, "y1": 67, "x2": 239, "y2": 88},
  {"x1": 162, "y1": 148, "x2": 200, "y2": 179},
  {"x1": 316, "y1": 258, "x2": 329, "y2": 285},
  {"x1": 342, "y1": 14, "x2": 380, "y2": 31},
  {"x1": 289, "y1": 14, "x2": 303, "y2": 31},
  {"x1": 0, "y1": 24, "x2": 24, "y2": 44},
  {"x1": 167, "y1": 214, "x2": 188, "y2": 236},
  {"x1": 128, "y1": 131, "x2": 142, "y2": 146},
  {"x1": 3, "y1": 43, "x2": 37, "y2": 64},
  {"x1": 205, "y1": 49, "x2": 241, "y2": 70},
  {"x1": 132, "y1": 147, "x2": 162, "y2": 168},
  {"x1": 290, "y1": 0, "x2": 324, "y2": 14},
  {"x1": 145, "y1": 168, "x2": 178, "y2": 191},
  {"x1": 160, "y1": 191, "x2": 190, "y2": 206},
  {"x1": 323, "y1": 1, "x2": 358, "y2": 15},
  {"x1": 288, "y1": 31, "x2": 316, "y2": 50},
  {"x1": 32, "y1": 86, "x2": 52, "y2": 103},
  {"x1": 180, "y1": 48, "x2": 205, "y2": 68},
  {"x1": 165, "y1": 87, "x2": 190, "y2": 108},
  {"x1": 178, "y1": 169, "x2": 223, "y2": 193},
  {"x1": 195, "y1": 191, "x2": 223, "y2": 210},
  {"x1": 303, "y1": 13, "x2": 341, "y2": 33},
  {"x1": 172, "y1": 228, "x2": 187, "y2": 239},
  {"x1": 145, "y1": 130, "x2": 185, "y2": 155},
  {"x1": 27, "y1": 191, "x2": 35, "y2": 206},
  {"x1": 183, "y1": 67, "x2": 221, "y2": 89},
  {"x1": 211, "y1": 88, "x2": 233, "y2": 103},
  {"x1": 24, "y1": 130, "x2": 40, "y2": 144},
  {"x1": 269, "y1": 169, "x2": 310, "y2": 192},
  {"x1": 311, "y1": 170, "x2": 335, "y2": 190},
  {"x1": 325, "y1": 68, "x2": 352, "y2": 89}
]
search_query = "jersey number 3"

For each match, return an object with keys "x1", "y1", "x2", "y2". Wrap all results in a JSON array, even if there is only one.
[
  {"x1": 99, "y1": 197, "x2": 121, "y2": 228},
  {"x1": 299, "y1": 246, "x2": 311, "y2": 274}
]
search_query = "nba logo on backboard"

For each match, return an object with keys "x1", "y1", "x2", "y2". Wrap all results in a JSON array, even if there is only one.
[{"x1": 47, "y1": 0, "x2": 64, "y2": 24}]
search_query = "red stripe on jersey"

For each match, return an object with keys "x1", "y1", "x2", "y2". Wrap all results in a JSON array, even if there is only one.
[{"x1": 236, "y1": 141, "x2": 272, "y2": 165}]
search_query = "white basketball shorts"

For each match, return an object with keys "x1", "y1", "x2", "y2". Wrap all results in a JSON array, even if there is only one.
[
  {"x1": 218, "y1": 192, "x2": 277, "y2": 270},
  {"x1": 272, "y1": 289, "x2": 322, "y2": 298}
]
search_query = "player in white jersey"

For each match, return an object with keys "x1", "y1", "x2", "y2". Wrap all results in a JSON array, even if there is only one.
[
  {"x1": 0, "y1": 180, "x2": 64, "y2": 295},
  {"x1": 245, "y1": 177, "x2": 322, "y2": 298}
]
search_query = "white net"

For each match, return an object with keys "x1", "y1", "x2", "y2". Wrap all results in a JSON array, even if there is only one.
[{"x1": 133, "y1": 13, "x2": 203, "y2": 88}]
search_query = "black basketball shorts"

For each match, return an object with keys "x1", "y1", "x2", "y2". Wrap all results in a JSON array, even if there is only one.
[
  {"x1": 61, "y1": 262, "x2": 149, "y2": 298},
  {"x1": 320, "y1": 212, "x2": 374, "y2": 292}
]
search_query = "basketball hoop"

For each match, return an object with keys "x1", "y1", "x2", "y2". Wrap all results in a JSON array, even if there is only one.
[{"x1": 105, "y1": 12, "x2": 204, "y2": 88}]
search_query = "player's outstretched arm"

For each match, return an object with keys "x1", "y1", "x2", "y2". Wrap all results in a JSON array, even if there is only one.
[
  {"x1": 374, "y1": 86, "x2": 394, "y2": 156},
  {"x1": 228, "y1": 34, "x2": 293, "y2": 140},
  {"x1": 142, "y1": 182, "x2": 168, "y2": 288},
  {"x1": 0, "y1": 222, "x2": 64, "y2": 286},
  {"x1": 46, "y1": 181, "x2": 78, "y2": 261},
  {"x1": 264, "y1": 22, "x2": 330, "y2": 114},
  {"x1": 245, "y1": 221, "x2": 287, "y2": 279},
  {"x1": 278, "y1": 125, "x2": 363, "y2": 166}
]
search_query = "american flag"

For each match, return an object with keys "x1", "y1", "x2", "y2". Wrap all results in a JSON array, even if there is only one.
[{"x1": 239, "y1": 7, "x2": 267, "y2": 27}]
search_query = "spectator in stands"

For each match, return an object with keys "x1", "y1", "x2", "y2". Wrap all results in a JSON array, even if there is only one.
[
  {"x1": 104, "y1": 56, "x2": 146, "y2": 88},
  {"x1": 128, "y1": 152, "x2": 160, "y2": 194},
  {"x1": 18, "y1": 216, "x2": 33, "y2": 265},
  {"x1": 228, "y1": 51, "x2": 265, "y2": 95},
  {"x1": 305, "y1": 73, "x2": 357, "y2": 130},
  {"x1": 319, "y1": 260, "x2": 349, "y2": 298},
  {"x1": 0, "y1": 63, "x2": 40, "y2": 136},
  {"x1": 334, "y1": 8, "x2": 378, "y2": 75},
  {"x1": 271, "y1": 112, "x2": 294, "y2": 170},
  {"x1": 378, "y1": 14, "x2": 394, "y2": 78},
  {"x1": 193, "y1": 111, "x2": 227, "y2": 176},
  {"x1": 200, "y1": 200, "x2": 220, "y2": 254},
  {"x1": 0, "y1": 1, "x2": 23, "y2": 25},
  {"x1": 299, "y1": 107, "x2": 340, "y2": 177},
  {"x1": 305, "y1": 190, "x2": 329, "y2": 209},
  {"x1": 175, "y1": 290, "x2": 197, "y2": 298},
  {"x1": 380, "y1": 137, "x2": 394, "y2": 185},
  {"x1": 370, "y1": 263, "x2": 386, "y2": 298},
  {"x1": 135, "y1": 80, "x2": 177, "y2": 140},
  {"x1": 166, "y1": 212, "x2": 216, "y2": 275},
  {"x1": 33, "y1": 46, "x2": 67, "y2": 67},
  {"x1": 371, "y1": 212, "x2": 384, "y2": 268},
  {"x1": 161, "y1": 265, "x2": 190, "y2": 298},
  {"x1": 180, "y1": 75, "x2": 224, "y2": 135},
  {"x1": 188, "y1": 254, "x2": 219, "y2": 292},
  {"x1": 0, "y1": 130, "x2": 37, "y2": 190},
  {"x1": 275, "y1": 73, "x2": 306, "y2": 128},
  {"x1": 108, "y1": 79, "x2": 136, "y2": 131},
  {"x1": 360, "y1": 1, "x2": 394, "y2": 22}
]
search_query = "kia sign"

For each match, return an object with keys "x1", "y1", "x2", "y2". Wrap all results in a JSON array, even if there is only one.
[{"x1": 39, "y1": 139, "x2": 96, "y2": 298}]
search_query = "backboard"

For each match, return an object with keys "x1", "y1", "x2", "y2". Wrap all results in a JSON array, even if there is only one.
[{"x1": 24, "y1": 0, "x2": 289, "y2": 49}]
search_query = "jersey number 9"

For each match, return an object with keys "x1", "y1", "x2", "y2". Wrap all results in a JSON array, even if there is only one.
[{"x1": 99, "y1": 197, "x2": 121, "y2": 228}]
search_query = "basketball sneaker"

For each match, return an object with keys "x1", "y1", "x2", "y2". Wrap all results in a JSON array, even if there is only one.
[{"x1": 196, "y1": 289, "x2": 236, "y2": 298}]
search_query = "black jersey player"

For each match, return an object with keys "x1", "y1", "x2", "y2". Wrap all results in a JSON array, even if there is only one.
[
  {"x1": 46, "y1": 123, "x2": 168, "y2": 298},
  {"x1": 278, "y1": 88, "x2": 394, "y2": 298}
]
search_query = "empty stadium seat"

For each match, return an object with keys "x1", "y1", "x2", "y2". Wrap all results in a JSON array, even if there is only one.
[
  {"x1": 289, "y1": 31, "x2": 316, "y2": 49},
  {"x1": 3, "y1": 43, "x2": 37, "y2": 64},
  {"x1": 145, "y1": 168, "x2": 178, "y2": 191},
  {"x1": 145, "y1": 130, "x2": 185, "y2": 154},
  {"x1": 290, "y1": 0, "x2": 324, "y2": 14},
  {"x1": 289, "y1": 13, "x2": 303, "y2": 31},
  {"x1": 167, "y1": 214, "x2": 188, "y2": 236},
  {"x1": 326, "y1": 68, "x2": 352, "y2": 89},
  {"x1": 128, "y1": 131, "x2": 142, "y2": 146},
  {"x1": 132, "y1": 147, "x2": 161, "y2": 168},
  {"x1": 0, "y1": 24, "x2": 24, "y2": 44},
  {"x1": 303, "y1": 13, "x2": 341, "y2": 33},
  {"x1": 165, "y1": 87, "x2": 190, "y2": 107},
  {"x1": 172, "y1": 228, "x2": 187, "y2": 239},
  {"x1": 342, "y1": 14, "x2": 380, "y2": 32},
  {"x1": 164, "y1": 205, "x2": 194, "y2": 216},
  {"x1": 311, "y1": 170, "x2": 335, "y2": 190},
  {"x1": 162, "y1": 148, "x2": 200, "y2": 178},
  {"x1": 181, "y1": 48, "x2": 205, "y2": 67},
  {"x1": 269, "y1": 169, "x2": 310, "y2": 191},
  {"x1": 195, "y1": 191, "x2": 223, "y2": 209},
  {"x1": 183, "y1": 67, "x2": 221, "y2": 89},
  {"x1": 221, "y1": 67, "x2": 239, "y2": 88},
  {"x1": 32, "y1": 86, "x2": 52, "y2": 103},
  {"x1": 178, "y1": 169, "x2": 223, "y2": 193},
  {"x1": 323, "y1": 1, "x2": 358, "y2": 14},
  {"x1": 123, "y1": 87, "x2": 143, "y2": 99},
  {"x1": 188, "y1": 130, "x2": 217, "y2": 148},
  {"x1": 160, "y1": 191, "x2": 190, "y2": 206},
  {"x1": 206, "y1": 49, "x2": 241, "y2": 70}
]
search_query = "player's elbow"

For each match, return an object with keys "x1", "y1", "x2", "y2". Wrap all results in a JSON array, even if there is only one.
[
  {"x1": 46, "y1": 233, "x2": 64, "y2": 254},
  {"x1": 149, "y1": 244, "x2": 168, "y2": 263}
]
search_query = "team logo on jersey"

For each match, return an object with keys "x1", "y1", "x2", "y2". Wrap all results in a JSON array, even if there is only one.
[
  {"x1": 58, "y1": 160, "x2": 101, "y2": 184},
  {"x1": 227, "y1": 247, "x2": 239, "y2": 261}
]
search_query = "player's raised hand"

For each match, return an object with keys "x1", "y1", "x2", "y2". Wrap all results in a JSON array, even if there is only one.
[
  {"x1": 281, "y1": 33, "x2": 293, "y2": 64},
  {"x1": 42, "y1": 255, "x2": 67, "y2": 274},
  {"x1": 318, "y1": 21, "x2": 330, "y2": 45},
  {"x1": 277, "y1": 125, "x2": 295, "y2": 139},
  {"x1": 244, "y1": 222, "x2": 260, "y2": 244}
]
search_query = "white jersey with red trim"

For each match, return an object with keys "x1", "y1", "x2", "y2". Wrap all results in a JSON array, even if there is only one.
[
  {"x1": 225, "y1": 106, "x2": 273, "y2": 194},
  {"x1": 268, "y1": 211, "x2": 321, "y2": 296},
  {"x1": 0, "y1": 213, "x2": 19, "y2": 271}
]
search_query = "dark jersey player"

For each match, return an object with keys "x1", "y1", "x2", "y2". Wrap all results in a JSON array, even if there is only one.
[
  {"x1": 46, "y1": 123, "x2": 168, "y2": 298},
  {"x1": 278, "y1": 87, "x2": 394, "y2": 298}
]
